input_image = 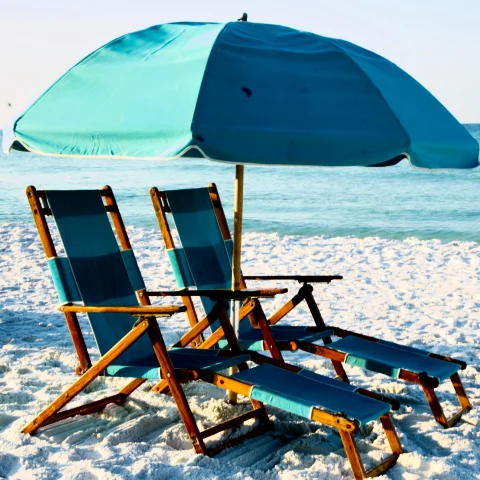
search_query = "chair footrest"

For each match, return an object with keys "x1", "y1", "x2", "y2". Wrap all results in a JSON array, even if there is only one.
[
  {"x1": 232, "y1": 364, "x2": 390, "y2": 425},
  {"x1": 330, "y1": 336, "x2": 460, "y2": 381}
]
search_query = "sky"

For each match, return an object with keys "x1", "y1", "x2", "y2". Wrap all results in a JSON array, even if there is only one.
[{"x1": 1, "y1": 0, "x2": 479, "y2": 126}]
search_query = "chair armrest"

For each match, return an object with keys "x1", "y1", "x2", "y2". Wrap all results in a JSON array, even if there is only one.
[
  {"x1": 242, "y1": 275, "x2": 342, "y2": 283},
  {"x1": 147, "y1": 288, "x2": 287, "y2": 300},
  {"x1": 59, "y1": 305, "x2": 186, "y2": 316}
]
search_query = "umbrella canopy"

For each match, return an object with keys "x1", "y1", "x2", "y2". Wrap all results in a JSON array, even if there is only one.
[{"x1": 3, "y1": 21, "x2": 478, "y2": 168}]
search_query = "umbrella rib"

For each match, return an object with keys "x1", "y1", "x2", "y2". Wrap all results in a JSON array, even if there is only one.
[
  {"x1": 327, "y1": 38, "x2": 412, "y2": 153},
  {"x1": 190, "y1": 23, "x2": 229, "y2": 142}
]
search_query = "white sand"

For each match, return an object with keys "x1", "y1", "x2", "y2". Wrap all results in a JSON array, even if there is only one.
[{"x1": 0, "y1": 223, "x2": 478, "y2": 479}]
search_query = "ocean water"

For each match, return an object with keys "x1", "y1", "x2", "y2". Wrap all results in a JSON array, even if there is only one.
[{"x1": 1, "y1": 126, "x2": 479, "y2": 242}]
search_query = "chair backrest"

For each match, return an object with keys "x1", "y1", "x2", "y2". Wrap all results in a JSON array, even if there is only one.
[
  {"x1": 44, "y1": 189, "x2": 153, "y2": 366},
  {"x1": 164, "y1": 187, "x2": 254, "y2": 335}
]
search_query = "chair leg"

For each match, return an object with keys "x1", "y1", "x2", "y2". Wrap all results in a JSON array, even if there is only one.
[
  {"x1": 146, "y1": 319, "x2": 207, "y2": 453},
  {"x1": 150, "y1": 378, "x2": 170, "y2": 394},
  {"x1": 339, "y1": 429, "x2": 366, "y2": 479},
  {"x1": 338, "y1": 413, "x2": 401, "y2": 480},
  {"x1": 421, "y1": 373, "x2": 472, "y2": 428},
  {"x1": 379, "y1": 414, "x2": 403, "y2": 455},
  {"x1": 302, "y1": 285, "x2": 351, "y2": 382},
  {"x1": 64, "y1": 310, "x2": 91, "y2": 375},
  {"x1": 451, "y1": 372, "x2": 472, "y2": 411},
  {"x1": 249, "y1": 398, "x2": 273, "y2": 432},
  {"x1": 330, "y1": 360, "x2": 350, "y2": 383}
]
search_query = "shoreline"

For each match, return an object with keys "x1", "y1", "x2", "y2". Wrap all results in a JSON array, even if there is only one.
[{"x1": 1, "y1": 220, "x2": 479, "y2": 246}]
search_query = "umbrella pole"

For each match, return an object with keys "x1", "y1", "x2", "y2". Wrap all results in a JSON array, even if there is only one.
[{"x1": 228, "y1": 164, "x2": 244, "y2": 404}]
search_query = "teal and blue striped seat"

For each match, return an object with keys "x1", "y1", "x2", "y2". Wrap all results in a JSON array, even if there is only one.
[
  {"x1": 332, "y1": 336, "x2": 459, "y2": 382},
  {"x1": 164, "y1": 187, "x2": 460, "y2": 383},
  {"x1": 233, "y1": 364, "x2": 388, "y2": 425},
  {"x1": 165, "y1": 188, "x2": 333, "y2": 349},
  {"x1": 45, "y1": 189, "x2": 249, "y2": 378},
  {"x1": 42, "y1": 188, "x2": 391, "y2": 429}
]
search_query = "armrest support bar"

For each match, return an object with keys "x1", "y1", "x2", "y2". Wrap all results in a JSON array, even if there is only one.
[
  {"x1": 147, "y1": 288, "x2": 287, "y2": 300},
  {"x1": 59, "y1": 305, "x2": 186, "y2": 316},
  {"x1": 242, "y1": 275, "x2": 342, "y2": 283}
]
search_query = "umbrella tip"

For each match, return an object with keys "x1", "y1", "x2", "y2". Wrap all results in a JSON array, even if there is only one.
[{"x1": 237, "y1": 13, "x2": 248, "y2": 22}]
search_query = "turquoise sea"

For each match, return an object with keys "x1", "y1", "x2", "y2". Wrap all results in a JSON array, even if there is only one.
[{"x1": 1, "y1": 126, "x2": 479, "y2": 242}]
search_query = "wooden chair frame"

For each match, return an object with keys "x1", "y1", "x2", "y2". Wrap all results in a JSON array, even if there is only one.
[
  {"x1": 151, "y1": 186, "x2": 397, "y2": 409},
  {"x1": 25, "y1": 185, "x2": 278, "y2": 454},
  {"x1": 25, "y1": 185, "x2": 402, "y2": 478},
  {"x1": 150, "y1": 184, "x2": 472, "y2": 428}
]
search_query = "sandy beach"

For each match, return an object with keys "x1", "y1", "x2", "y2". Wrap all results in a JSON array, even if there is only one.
[{"x1": 0, "y1": 222, "x2": 478, "y2": 479}]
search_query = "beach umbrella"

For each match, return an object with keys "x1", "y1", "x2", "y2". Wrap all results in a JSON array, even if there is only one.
[{"x1": 3, "y1": 19, "x2": 478, "y2": 348}]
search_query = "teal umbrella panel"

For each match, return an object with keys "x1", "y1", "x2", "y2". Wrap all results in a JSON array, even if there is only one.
[{"x1": 3, "y1": 21, "x2": 478, "y2": 169}]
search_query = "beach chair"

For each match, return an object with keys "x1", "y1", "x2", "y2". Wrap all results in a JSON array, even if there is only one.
[
  {"x1": 150, "y1": 184, "x2": 472, "y2": 429},
  {"x1": 25, "y1": 186, "x2": 402, "y2": 479}
]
